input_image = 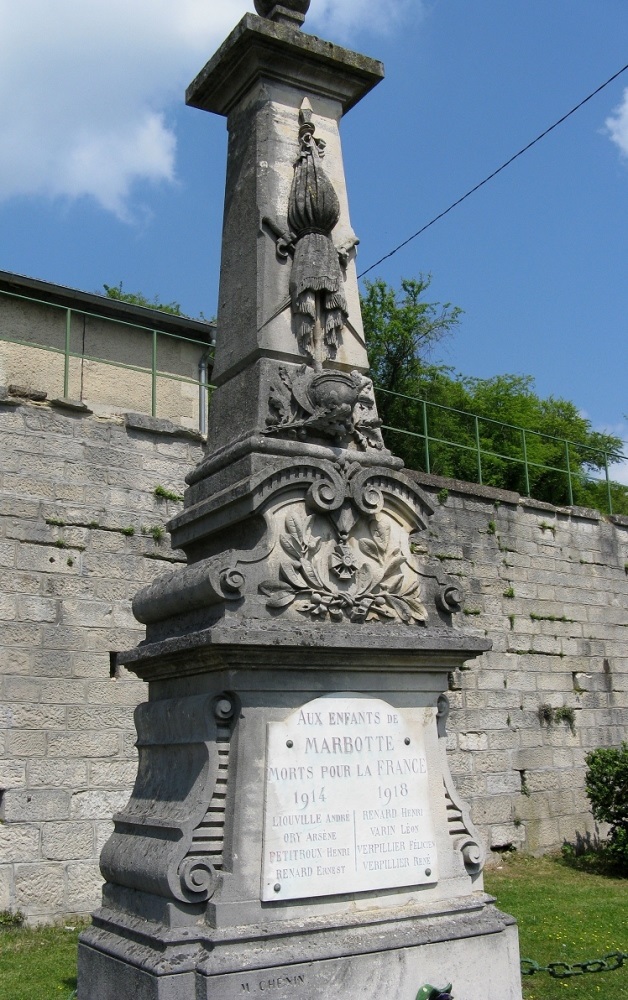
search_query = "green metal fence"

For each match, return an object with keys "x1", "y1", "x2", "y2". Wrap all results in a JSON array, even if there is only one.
[
  {"x1": 0, "y1": 287, "x2": 213, "y2": 424},
  {"x1": 375, "y1": 387, "x2": 627, "y2": 516},
  {"x1": 1, "y1": 287, "x2": 625, "y2": 515}
]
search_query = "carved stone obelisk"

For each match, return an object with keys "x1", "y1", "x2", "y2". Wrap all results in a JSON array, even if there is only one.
[{"x1": 77, "y1": 5, "x2": 523, "y2": 998}]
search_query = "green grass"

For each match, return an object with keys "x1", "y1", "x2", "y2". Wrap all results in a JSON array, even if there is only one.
[
  {"x1": 0, "y1": 920, "x2": 83, "y2": 1000},
  {"x1": 485, "y1": 853, "x2": 628, "y2": 1000}
]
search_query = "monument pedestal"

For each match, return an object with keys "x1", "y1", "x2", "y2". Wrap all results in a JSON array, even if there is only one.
[
  {"x1": 81, "y1": 899, "x2": 519, "y2": 1000},
  {"x1": 79, "y1": 625, "x2": 522, "y2": 1000}
]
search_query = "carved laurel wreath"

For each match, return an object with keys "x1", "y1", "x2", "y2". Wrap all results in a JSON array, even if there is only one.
[{"x1": 260, "y1": 512, "x2": 428, "y2": 625}]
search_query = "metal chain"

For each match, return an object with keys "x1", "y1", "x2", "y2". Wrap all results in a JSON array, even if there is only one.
[{"x1": 521, "y1": 951, "x2": 628, "y2": 979}]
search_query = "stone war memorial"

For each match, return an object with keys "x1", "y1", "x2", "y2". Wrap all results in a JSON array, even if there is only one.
[{"x1": 77, "y1": 3, "x2": 523, "y2": 998}]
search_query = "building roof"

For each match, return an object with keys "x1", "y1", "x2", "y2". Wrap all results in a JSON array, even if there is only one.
[{"x1": 0, "y1": 269, "x2": 216, "y2": 343}]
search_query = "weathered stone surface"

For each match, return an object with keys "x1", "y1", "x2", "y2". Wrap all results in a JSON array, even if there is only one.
[
  {"x1": 70, "y1": 790, "x2": 130, "y2": 820},
  {"x1": 0, "y1": 760, "x2": 26, "y2": 788},
  {"x1": 29, "y1": 760, "x2": 88, "y2": 787},
  {"x1": 47, "y1": 732, "x2": 120, "y2": 758},
  {"x1": 51, "y1": 397, "x2": 93, "y2": 413},
  {"x1": 0, "y1": 824, "x2": 40, "y2": 863},
  {"x1": 2, "y1": 790, "x2": 70, "y2": 823},
  {"x1": 14, "y1": 863, "x2": 65, "y2": 909},
  {"x1": 6, "y1": 730, "x2": 47, "y2": 757},
  {"x1": 0, "y1": 865, "x2": 12, "y2": 909},
  {"x1": 124, "y1": 412, "x2": 204, "y2": 441},
  {"x1": 66, "y1": 861, "x2": 103, "y2": 909},
  {"x1": 42, "y1": 822, "x2": 94, "y2": 861},
  {"x1": 79, "y1": 902, "x2": 522, "y2": 999}
]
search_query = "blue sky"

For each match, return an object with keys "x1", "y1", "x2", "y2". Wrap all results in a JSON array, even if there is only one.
[{"x1": 0, "y1": 0, "x2": 626, "y2": 471}]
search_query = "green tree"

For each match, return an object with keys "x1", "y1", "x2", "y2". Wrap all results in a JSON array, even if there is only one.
[
  {"x1": 361, "y1": 277, "x2": 627, "y2": 513},
  {"x1": 103, "y1": 283, "x2": 215, "y2": 324},
  {"x1": 361, "y1": 276, "x2": 462, "y2": 428},
  {"x1": 103, "y1": 282, "x2": 187, "y2": 317}
]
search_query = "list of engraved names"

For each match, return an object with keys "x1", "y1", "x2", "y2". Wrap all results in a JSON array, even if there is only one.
[{"x1": 261, "y1": 696, "x2": 438, "y2": 900}]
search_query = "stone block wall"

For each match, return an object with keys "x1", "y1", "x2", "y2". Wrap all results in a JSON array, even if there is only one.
[
  {"x1": 0, "y1": 395, "x2": 205, "y2": 921},
  {"x1": 410, "y1": 472, "x2": 628, "y2": 856},
  {"x1": 1, "y1": 399, "x2": 626, "y2": 920}
]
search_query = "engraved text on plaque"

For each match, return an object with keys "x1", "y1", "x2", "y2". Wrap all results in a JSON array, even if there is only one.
[{"x1": 261, "y1": 695, "x2": 438, "y2": 901}]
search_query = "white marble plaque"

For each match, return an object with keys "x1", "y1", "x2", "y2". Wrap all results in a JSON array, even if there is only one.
[{"x1": 261, "y1": 695, "x2": 438, "y2": 901}]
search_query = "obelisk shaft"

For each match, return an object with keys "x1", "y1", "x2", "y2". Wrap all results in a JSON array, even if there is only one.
[{"x1": 186, "y1": 14, "x2": 384, "y2": 453}]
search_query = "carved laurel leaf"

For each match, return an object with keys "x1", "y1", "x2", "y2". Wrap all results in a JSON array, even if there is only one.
[
  {"x1": 358, "y1": 538, "x2": 379, "y2": 559},
  {"x1": 280, "y1": 534, "x2": 303, "y2": 559},
  {"x1": 381, "y1": 551, "x2": 406, "y2": 581},
  {"x1": 259, "y1": 581, "x2": 297, "y2": 608},
  {"x1": 280, "y1": 562, "x2": 308, "y2": 590},
  {"x1": 299, "y1": 558, "x2": 327, "y2": 591},
  {"x1": 386, "y1": 574, "x2": 405, "y2": 595},
  {"x1": 356, "y1": 562, "x2": 373, "y2": 595},
  {"x1": 371, "y1": 518, "x2": 390, "y2": 556},
  {"x1": 405, "y1": 595, "x2": 428, "y2": 621},
  {"x1": 260, "y1": 580, "x2": 291, "y2": 596},
  {"x1": 309, "y1": 535, "x2": 322, "y2": 556},
  {"x1": 302, "y1": 517, "x2": 322, "y2": 555},
  {"x1": 267, "y1": 591, "x2": 298, "y2": 608},
  {"x1": 387, "y1": 594, "x2": 413, "y2": 623},
  {"x1": 286, "y1": 514, "x2": 303, "y2": 543}
]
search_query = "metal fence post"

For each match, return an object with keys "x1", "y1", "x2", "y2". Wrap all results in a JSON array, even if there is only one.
[
  {"x1": 151, "y1": 330, "x2": 158, "y2": 417},
  {"x1": 422, "y1": 400, "x2": 430, "y2": 474},
  {"x1": 565, "y1": 441, "x2": 574, "y2": 506},
  {"x1": 605, "y1": 453, "x2": 613, "y2": 516},
  {"x1": 64, "y1": 308, "x2": 71, "y2": 398},
  {"x1": 521, "y1": 428, "x2": 531, "y2": 496},
  {"x1": 474, "y1": 415, "x2": 483, "y2": 485}
]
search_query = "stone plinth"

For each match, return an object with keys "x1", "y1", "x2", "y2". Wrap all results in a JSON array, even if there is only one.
[{"x1": 78, "y1": 624, "x2": 522, "y2": 999}]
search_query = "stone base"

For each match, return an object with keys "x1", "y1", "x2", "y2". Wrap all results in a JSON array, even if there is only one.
[{"x1": 78, "y1": 894, "x2": 522, "y2": 999}]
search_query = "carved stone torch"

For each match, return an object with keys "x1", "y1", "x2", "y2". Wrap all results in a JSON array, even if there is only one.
[{"x1": 77, "y1": 3, "x2": 523, "y2": 998}]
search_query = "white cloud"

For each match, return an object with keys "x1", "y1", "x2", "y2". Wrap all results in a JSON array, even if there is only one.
[
  {"x1": 605, "y1": 87, "x2": 628, "y2": 160},
  {"x1": 0, "y1": 0, "x2": 414, "y2": 221},
  {"x1": 310, "y1": 0, "x2": 421, "y2": 40}
]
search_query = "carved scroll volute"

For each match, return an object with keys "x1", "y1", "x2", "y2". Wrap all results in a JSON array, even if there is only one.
[
  {"x1": 306, "y1": 463, "x2": 347, "y2": 513},
  {"x1": 436, "y1": 694, "x2": 484, "y2": 878},
  {"x1": 347, "y1": 467, "x2": 385, "y2": 517},
  {"x1": 435, "y1": 583, "x2": 462, "y2": 615},
  {"x1": 100, "y1": 693, "x2": 238, "y2": 905}
]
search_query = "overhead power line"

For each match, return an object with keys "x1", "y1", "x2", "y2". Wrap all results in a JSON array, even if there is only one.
[{"x1": 358, "y1": 61, "x2": 628, "y2": 280}]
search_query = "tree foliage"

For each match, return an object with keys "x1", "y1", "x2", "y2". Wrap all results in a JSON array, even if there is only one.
[
  {"x1": 103, "y1": 283, "x2": 215, "y2": 325},
  {"x1": 361, "y1": 277, "x2": 627, "y2": 513},
  {"x1": 103, "y1": 282, "x2": 187, "y2": 317},
  {"x1": 361, "y1": 276, "x2": 462, "y2": 428}
]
